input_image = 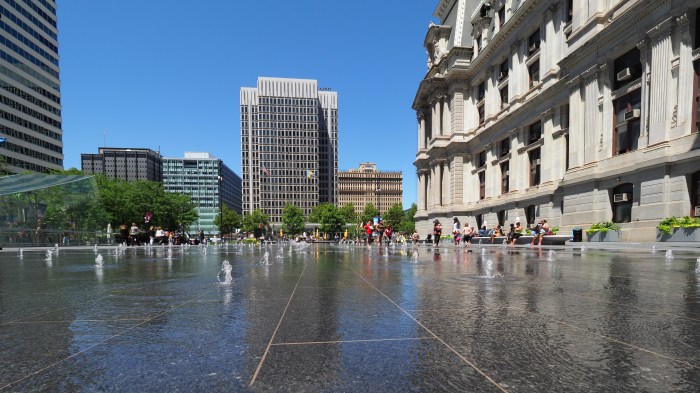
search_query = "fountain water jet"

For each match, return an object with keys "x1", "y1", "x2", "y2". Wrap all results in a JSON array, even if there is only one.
[
  {"x1": 218, "y1": 260, "x2": 233, "y2": 284},
  {"x1": 95, "y1": 254, "x2": 104, "y2": 267}
]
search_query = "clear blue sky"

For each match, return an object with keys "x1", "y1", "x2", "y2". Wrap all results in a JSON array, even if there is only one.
[{"x1": 57, "y1": 1, "x2": 437, "y2": 207}]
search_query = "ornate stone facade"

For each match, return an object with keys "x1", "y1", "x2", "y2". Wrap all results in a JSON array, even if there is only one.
[{"x1": 414, "y1": 0, "x2": 700, "y2": 241}]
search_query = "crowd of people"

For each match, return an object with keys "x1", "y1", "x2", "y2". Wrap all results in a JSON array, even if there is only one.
[
  {"x1": 423, "y1": 217, "x2": 554, "y2": 246},
  {"x1": 115, "y1": 223, "x2": 207, "y2": 246}
]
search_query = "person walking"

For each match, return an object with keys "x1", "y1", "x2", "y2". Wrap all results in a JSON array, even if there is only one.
[
  {"x1": 433, "y1": 220, "x2": 442, "y2": 246},
  {"x1": 375, "y1": 220, "x2": 385, "y2": 246},
  {"x1": 452, "y1": 217, "x2": 461, "y2": 245},
  {"x1": 364, "y1": 220, "x2": 374, "y2": 245},
  {"x1": 129, "y1": 223, "x2": 140, "y2": 246}
]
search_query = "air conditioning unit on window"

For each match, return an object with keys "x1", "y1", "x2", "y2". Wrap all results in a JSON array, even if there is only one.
[
  {"x1": 617, "y1": 68, "x2": 634, "y2": 82},
  {"x1": 695, "y1": 206, "x2": 700, "y2": 216},
  {"x1": 528, "y1": 44, "x2": 539, "y2": 53},
  {"x1": 499, "y1": 72, "x2": 507, "y2": 80},
  {"x1": 504, "y1": 170, "x2": 509, "y2": 176},
  {"x1": 624, "y1": 109, "x2": 640, "y2": 121},
  {"x1": 613, "y1": 193, "x2": 630, "y2": 202},
  {"x1": 533, "y1": 159, "x2": 541, "y2": 165}
]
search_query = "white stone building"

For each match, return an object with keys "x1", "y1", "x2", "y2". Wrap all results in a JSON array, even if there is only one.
[{"x1": 414, "y1": 0, "x2": 700, "y2": 241}]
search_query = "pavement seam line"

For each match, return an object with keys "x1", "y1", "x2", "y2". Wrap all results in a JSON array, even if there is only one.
[
  {"x1": 345, "y1": 264, "x2": 509, "y2": 393},
  {"x1": 271, "y1": 337, "x2": 438, "y2": 346},
  {"x1": 248, "y1": 262, "x2": 308, "y2": 387},
  {"x1": 517, "y1": 307, "x2": 700, "y2": 371},
  {"x1": 6, "y1": 318, "x2": 152, "y2": 324},
  {"x1": 0, "y1": 289, "x2": 216, "y2": 392}
]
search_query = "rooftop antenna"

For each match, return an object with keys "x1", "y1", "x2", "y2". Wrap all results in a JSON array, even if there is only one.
[{"x1": 103, "y1": 129, "x2": 106, "y2": 147}]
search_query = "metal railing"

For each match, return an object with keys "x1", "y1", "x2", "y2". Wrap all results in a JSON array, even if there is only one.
[{"x1": 0, "y1": 227, "x2": 114, "y2": 248}]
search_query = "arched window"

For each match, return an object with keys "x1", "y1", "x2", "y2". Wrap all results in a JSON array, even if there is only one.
[{"x1": 612, "y1": 183, "x2": 634, "y2": 223}]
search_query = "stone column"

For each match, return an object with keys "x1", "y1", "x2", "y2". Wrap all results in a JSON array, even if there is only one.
[
  {"x1": 510, "y1": 40, "x2": 522, "y2": 99},
  {"x1": 676, "y1": 14, "x2": 693, "y2": 132},
  {"x1": 568, "y1": 79, "x2": 583, "y2": 168},
  {"x1": 598, "y1": 62, "x2": 612, "y2": 160},
  {"x1": 486, "y1": 66, "x2": 496, "y2": 119},
  {"x1": 583, "y1": 66, "x2": 599, "y2": 164},
  {"x1": 450, "y1": 83, "x2": 466, "y2": 134},
  {"x1": 648, "y1": 20, "x2": 673, "y2": 146},
  {"x1": 444, "y1": 159, "x2": 451, "y2": 205},
  {"x1": 637, "y1": 39, "x2": 650, "y2": 147},
  {"x1": 542, "y1": 108, "x2": 554, "y2": 182},
  {"x1": 444, "y1": 94, "x2": 452, "y2": 135},
  {"x1": 452, "y1": 155, "x2": 464, "y2": 205},
  {"x1": 431, "y1": 98, "x2": 439, "y2": 139},
  {"x1": 417, "y1": 112, "x2": 425, "y2": 150}
]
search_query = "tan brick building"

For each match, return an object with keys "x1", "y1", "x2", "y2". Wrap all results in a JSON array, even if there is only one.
[{"x1": 338, "y1": 163, "x2": 403, "y2": 218}]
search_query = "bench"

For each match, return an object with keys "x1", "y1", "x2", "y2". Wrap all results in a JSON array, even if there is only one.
[{"x1": 469, "y1": 235, "x2": 570, "y2": 246}]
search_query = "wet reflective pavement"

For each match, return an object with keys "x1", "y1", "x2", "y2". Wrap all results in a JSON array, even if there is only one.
[{"x1": 1, "y1": 243, "x2": 699, "y2": 392}]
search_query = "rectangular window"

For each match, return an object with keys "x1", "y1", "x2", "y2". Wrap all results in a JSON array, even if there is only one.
[
  {"x1": 501, "y1": 162, "x2": 509, "y2": 194},
  {"x1": 478, "y1": 81, "x2": 486, "y2": 101},
  {"x1": 478, "y1": 150, "x2": 486, "y2": 168},
  {"x1": 528, "y1": 121, "x2": 542, "y2": 145},
  {"x1": 499, "y1": 59, "x2": 509, "y2": 80},
  {"x1": 613, "y1": 90, "x2": 641, "y2": 155},
  {"x1": 478, "y1": 104, "x2": 485, "y2": 125},
  {"x1": 528, "y1": 29, "x2": 540, "y2": 54},
  {"x1": 529, "y1": 148, "x2": 541, "y2": 186},
  {"x1": 694, "y1": 60, "x2": 700, "y2": 134},
  {"x1": 479, "y1": 171, "x2": 486, "y2": 200},
  {"x1": 498, "y1": 6, "x2": 506, "y2": 29},
  {"x1": 529, "y1": 60, "x2": 540, "y2": 88},
  {"x1": 500, "y1": 138, "x2": 510, "y2": 157},
  {"x1": 613, "y1": 48, "x2": 642, "y2": 90},
  {"x1": 500, "y1": 86, "x2": 508, "y2": 109},
  {"x1": 566, "y1": 0, "x2": 573, "y2": 24}
]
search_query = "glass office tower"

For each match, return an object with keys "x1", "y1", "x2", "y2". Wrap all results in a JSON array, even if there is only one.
[
  {"x1": 240, "y1": 77, "x2": 338, "y2": 225},
  {"x1": 0, "y1": 0, "x2": 63, "y2": 173},
  {"x1": 163, "y1": 152, "x2": 242, "y2": 235}
]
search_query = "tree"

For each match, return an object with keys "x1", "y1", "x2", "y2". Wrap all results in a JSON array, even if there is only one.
[
  {"x1": 360, "y1": 203, "x2": 379, "y2": 224},
  {"x1": 242, "y1": 209, "x2": 269, "y2": 232},
  {"x1": 282, "y1": 204, "x2": 305, "y2": 235},
  {"x1": 384, "y1": 203, "x2": 404, "y2": 229},
  {"x1": 308, "y1": 203, "x2": 335, "y2": 223},
  {"x1": 398, "y1": 203, "x2": 418, "y2": 234},
  {"x1": 213, "y1": 205, "x2": 242, "y2": 235},
  {"x1": 318, "y1": 204, "x2": 344, "y2": 234},
  {"x1": 338, "y1": 202, "x2": 357, "y2": 224}
]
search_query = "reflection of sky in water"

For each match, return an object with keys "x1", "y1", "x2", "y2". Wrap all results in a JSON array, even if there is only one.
[{"x1": 1, "y1": 245, "x2": 700, "y2": 391}]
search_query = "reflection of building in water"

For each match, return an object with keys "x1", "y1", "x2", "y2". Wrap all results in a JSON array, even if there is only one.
[{"x1": 414, "y1": 0, "x2": 700, "y2": 241}]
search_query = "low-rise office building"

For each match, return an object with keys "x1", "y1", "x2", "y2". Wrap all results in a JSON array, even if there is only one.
[
  {"x1": 338, "y1": 163, "x2": 403, "y2": 218},
  {"x1": 81, "y1": 147, "x2": 162, "y2": 182}
]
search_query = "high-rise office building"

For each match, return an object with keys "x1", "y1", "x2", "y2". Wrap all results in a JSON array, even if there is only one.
[
  {"x1": 163, "y1": 152, "x2": 242, "y2": 234},
  {"x1": 338, "y1": 163, "x2": 402, "y2": 218},
  {"x1": 0, "y1": 0, "x2": 63, "y2": 173},
  {"x1": 240, "y1": 77, "x2": 338, "y2": 225},
  {"x1": 81, "y1": 147, "x2": 162, "y2": 182}
]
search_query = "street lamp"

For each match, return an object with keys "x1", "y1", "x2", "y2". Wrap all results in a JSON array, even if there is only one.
[
  {"x1": 375, "y1": 185, "x2": 381, "y2": 220},
  {"x1": 218, "y1": 168, "x2": 223, "y2": 242}
]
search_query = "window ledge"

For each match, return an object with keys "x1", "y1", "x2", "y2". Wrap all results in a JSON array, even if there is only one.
[{"x1": 518, "y1": 138, "x2": 544, "y2": 154}]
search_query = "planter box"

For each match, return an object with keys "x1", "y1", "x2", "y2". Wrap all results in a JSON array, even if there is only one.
[
  {"x1": 586, "y1": 230, "x2": 621, "y2": 242},
  {"x1": 656, "y1": 227, "x2": 700, "y2": 242}
]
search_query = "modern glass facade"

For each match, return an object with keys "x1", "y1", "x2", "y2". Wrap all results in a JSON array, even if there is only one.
[
  {"x1": 240, "y1": 77, "x2": 338, "y2": 225},
  {"x1": 0, "y1": 0, "x2": 63, "y2": 173},
  {"x1": 162, "y1": 153, "x2": 242, "y2": 234}
]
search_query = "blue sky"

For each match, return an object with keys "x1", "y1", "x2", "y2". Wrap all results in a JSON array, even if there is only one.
[{"x1": 57, "y1": 1, "x2": 437, "y2": 206}]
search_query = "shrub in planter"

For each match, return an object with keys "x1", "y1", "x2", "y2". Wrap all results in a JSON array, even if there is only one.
[
  {"x1": 657, "y1": 216, "x2": 700, "y2": 235},
  {"x1": 586, "y1": 222, "x2": 621, "y2": 235}
]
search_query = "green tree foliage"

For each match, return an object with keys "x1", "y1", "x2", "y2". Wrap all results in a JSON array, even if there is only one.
[
  {"x1": 213, "y1": 205, "x2": 242, "y2": 235},
  {"x1": 95, "y1": 176, "x2": 198, "y2": 230},
  {"x1": 282, "y1": 204, "x2": 305, "y2": 235},
  {"x1": 308, "y1": 203, "x2": 334, "y2": 223},
  {"x1": 398, "y1": 203, "x2": 418, "y2": 234},
  {"x1": 360, "y1": 203, "x2": 379, "y2": 224},
  {"x1": 384, "y1": 203, "x2": 404, "y2": 228},
  {"x1": 338, "y1": 202, "x2": 357, "y2": 224},
  {"x1": 318, "y1": 204, "x2": 344, "y2": 234},
  {"x1": 242, "y1": 209, "x2": 269, "y2": 232}
]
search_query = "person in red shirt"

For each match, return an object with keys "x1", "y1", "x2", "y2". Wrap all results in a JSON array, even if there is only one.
[
  {"x1": 384, "y1": 225, "x2": 393, "y2": 245},
  {"x1": 364, "y1": 220, "x2": 374, "y2": 244}
]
